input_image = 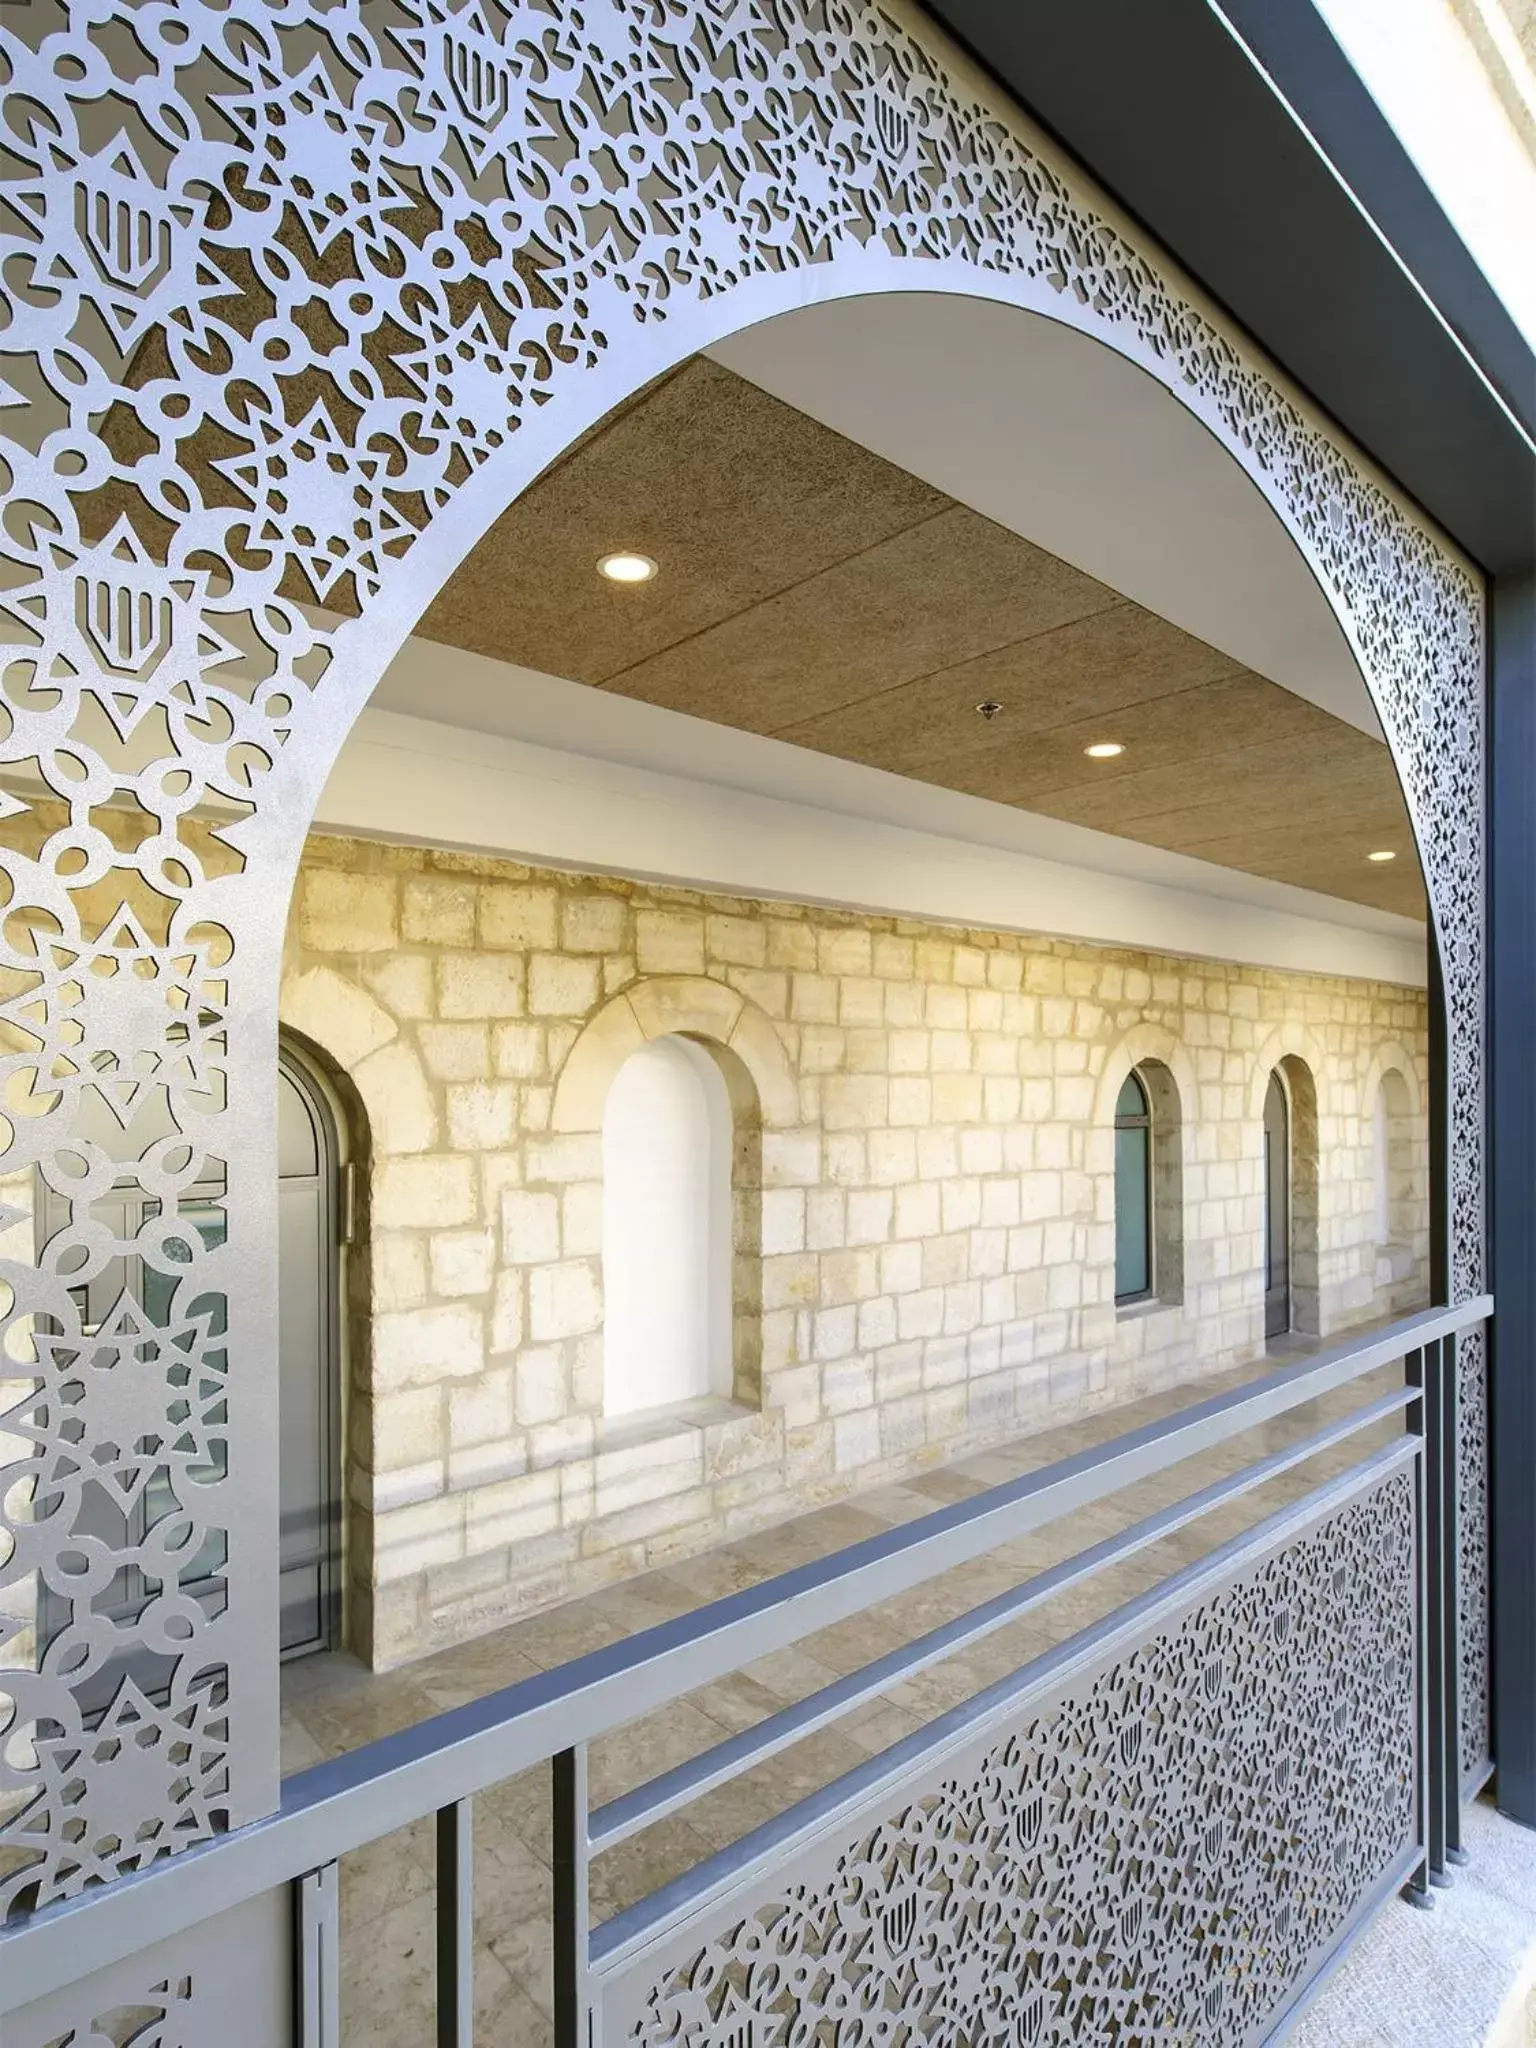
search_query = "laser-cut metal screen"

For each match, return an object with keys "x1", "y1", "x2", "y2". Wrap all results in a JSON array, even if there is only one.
[{"x1": 0, "y1": 0, "x2": 1485, "y2": 1930}]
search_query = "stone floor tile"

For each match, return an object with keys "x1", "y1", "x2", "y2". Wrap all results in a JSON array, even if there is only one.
[
  {"x1": 503, "y1": 1604, "x2": 629, "y2": 1672},
  {"x1": 415, "y1": 1648, "x2": 545, "y2": 1715},
  {"x1": 588, "y1": 1698, "x2": 729, "y2": 1806},
  {"x1": 486, "y1": 1911, "x2": 556, "y2": 2017},
  {"x1": 340, "y1": 1821, "x2": 435, "y2": 1930},
  {"x1": 685, "y1": 1726, "x2": 873, "y2": 1851},
  {"x1": 466, "y1": 1772, "x2": 549, "y2": 1871},
  {"x1": 739, "y1": 1643, "x2": 844, "y2": 1704},
  {"x1": 472, "y1": 1826, "x2": 553, "y2": 1937},
  {"x1": 588, "y1": 1813, "x2": 720, "y2": 1920},
  {"x1": 340, "y1": 1889, "x2": 526, "y2": 2048},
  {"x1": 838, "y1": 1697, "x2": 926, "y2": 1755},
  {"x1": 280, "y1": 1709, "x2": 328, "y2": 1775},
  {"x1": 679, "y1": 1670, "x2": 791, "y2": 1736}
]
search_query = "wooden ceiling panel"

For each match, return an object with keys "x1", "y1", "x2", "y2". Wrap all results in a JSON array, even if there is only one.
[
  {"x1": 773, "y1": 665, "x2": 1340, "y2": 803},
  {"x1": 770, "y1": 606, "x2": 1247, "y2": 770},
  {"x1": 417, "y1": 357, "x2": 948, "y2": 683},
  {"x1": 1027, "y1": 728, "x2": 1395, "y2": 833},
  {"x1": 598, "y1": 506, "x2": 1118, "y2": 733},
  {"x1": 1160, "y1": 827, "x2": 1421, "y2": 915},
  {"x1": 417, "y1": 356, "x2": 1425, "y2": 921},
  {"x1": 1105, "y1": 781, "x2": 1412, "y2": 853},
  {"x1": 983, "y1": 681, "x2": 1376, "y2": 807}
]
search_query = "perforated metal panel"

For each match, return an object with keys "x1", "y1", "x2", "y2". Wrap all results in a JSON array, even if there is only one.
[
  {"x1": 600, "y1": 1470, "x2": 1419, "y2": 2048},
  {"x1": 0, "y1": 0, "x2": 1484, "y2": 1924}
]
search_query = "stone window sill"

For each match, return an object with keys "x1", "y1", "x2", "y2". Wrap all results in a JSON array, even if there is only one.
[
  {"x1": 577, "y1": 1394, "x2": 774, "y2": 1517},
  {"x1": 1375, "y1": 1240, "x2": 1418, "y2": 1285},
  {"x1": 595, "y1": 1393, "x2": 757, "y2": 1457},
  {"x1": 1115, "y1": 1295, "x2": 1179, "y2": 1325}
]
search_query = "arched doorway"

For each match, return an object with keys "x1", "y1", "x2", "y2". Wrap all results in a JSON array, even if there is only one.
[
  {"x1": 1264, "y1": 1070, "x2": 1291, "y2": 1339},
  {"x1": 276, "y1": 1040, "x2": 345, "y2": 1661}
]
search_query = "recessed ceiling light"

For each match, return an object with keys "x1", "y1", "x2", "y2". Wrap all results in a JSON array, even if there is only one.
[
  {"x1": 598, "y1": 551, "x2": 657, "y2": 584},
  {"x1": 1084, "y1": 741, "x2": 1125, "y2": 759},
  {"x1": 1367, "y1": 849, "x2": 1397, "y2": 863},
  {"x1": 975, "y1": 700, "x2": 1004, "y2": 721}
]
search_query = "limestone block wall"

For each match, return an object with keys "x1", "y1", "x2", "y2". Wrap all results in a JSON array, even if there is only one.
[{"x1": 281, "y1": 833, "x2": 1431, "y2": 1667}]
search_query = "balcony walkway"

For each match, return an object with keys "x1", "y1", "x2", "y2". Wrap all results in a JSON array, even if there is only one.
[{"x1": 281, "y1": 1335, "x2": 1412, "y2": 2045}]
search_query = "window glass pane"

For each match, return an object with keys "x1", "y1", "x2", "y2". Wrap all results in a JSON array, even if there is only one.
[
  {"x1": 1115, "y1": 1123, "x2": 1150, "y2": 1298},
  {"x1": 1115, "y1": 1070, "x2": 1148, "y2": 1122}
]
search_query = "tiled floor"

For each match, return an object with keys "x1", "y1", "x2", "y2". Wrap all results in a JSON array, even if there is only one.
[{"x1": 281, "y1": 1344, "x2": 1414, "y2": 2045}]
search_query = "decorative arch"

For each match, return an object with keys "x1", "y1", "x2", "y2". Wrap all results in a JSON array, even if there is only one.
[
  {"x1": 1360, "y1": 1042, "x2": 1426, "y2": 1123},
  {"x1": 0, "y1": 0, "x2": 1485, "y2": 1902},
  {"x1": 1248, "y1": 1030, "x2": 1330, "y2": 1337},
  {"x1": 1247, "y1": 1026, "x2": 1336, "y2": 1127},
  {"x1": 270, "y1": 1029, "x2": 355, "y2": 1660},
  {"x1": 601, "y1": 1034, "x2": 735, "y2": 1419},
  {"x1": 1093, "y1": 1024, "x2": 1200, "y2": 1129},
  {"x1": 552, "y1": 979, "x2": 798, "y2": 1135}
]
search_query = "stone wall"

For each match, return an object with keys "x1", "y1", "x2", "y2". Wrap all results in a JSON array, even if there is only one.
[{"x1": 281, "y1": 833, "x2": 1432, "y2": 1667}]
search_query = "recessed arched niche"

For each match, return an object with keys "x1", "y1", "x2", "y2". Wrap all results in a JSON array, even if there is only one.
[{"x1": 601, "y1": 1034, "x2": 735, "y2": 1419}]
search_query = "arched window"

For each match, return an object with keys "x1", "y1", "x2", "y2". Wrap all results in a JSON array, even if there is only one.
[
  {"x1": 1115, "y1": 1069, "x2": 1153, "y2": 1304},
  {"x1": 602, "y1": 1035, "x2": 734, "y2": 1418}
]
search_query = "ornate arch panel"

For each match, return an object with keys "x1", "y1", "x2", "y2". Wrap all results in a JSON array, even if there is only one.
[{"x1": 0, "y1": 0, "x2": 1485, "y2": 1912}]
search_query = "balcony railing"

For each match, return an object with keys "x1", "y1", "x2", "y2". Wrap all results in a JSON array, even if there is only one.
[{"x1": 0, "y1": 1298, "x2": 1490, "y2": 2048}]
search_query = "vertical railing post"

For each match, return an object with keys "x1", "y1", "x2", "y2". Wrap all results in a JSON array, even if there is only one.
[
  {"x1": 1442, "y1": 1331, "x2": 1467, "y2": 1864},
  {"x1": 295, "y1": 1862, "x2": 341, "y2": 2046},
  {"x1": 437, "y1": 1798, "x2": 475, "y2": 2047},
  {"x1": 1423, "y1": 1338, "x2": 1451, "y2": 1885},
  {"x1": 1403, "y1": 1345, "x2": 1434, "y2": 1907},
  {"x1": 553, "y1": 1746, "x2": 591, "y2": 2048},
  {"x1": 1408, "y1": 1334, "x2": 1463, "y2": 1891}
]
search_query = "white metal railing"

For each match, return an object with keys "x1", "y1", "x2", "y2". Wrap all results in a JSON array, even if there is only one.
[{"x1": 0, "y1": 1297, "x2": 1491, "y2": 2047}]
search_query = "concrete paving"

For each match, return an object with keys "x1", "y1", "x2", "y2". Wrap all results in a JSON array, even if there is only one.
[{"x1": 1285, "y1": 1796, "x2": 1536, "y2": 2048}]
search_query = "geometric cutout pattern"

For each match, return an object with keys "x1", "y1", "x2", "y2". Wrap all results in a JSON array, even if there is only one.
[
  {"x1": 2, "y1": 1664, "x2": 229, "y2": 1915},
  {"x1": 626, "y1": 1475, "x2": 1417, "y2": 2048},
  {"x1": 6, "y1": 1893, "x2": 286, "y2": 2048},
  {"x1": 37, "y1": 1974, "x2": 195, "y2": 2048},
  {"x1": 1457, "y1": 1328, "x2": 1492, "y2": 1784},
  {"x1": 0, "y1": 0, "x2": 1482, "y2": 1915}
]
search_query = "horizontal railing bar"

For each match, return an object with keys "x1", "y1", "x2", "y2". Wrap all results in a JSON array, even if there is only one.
[
  {"x1": 0, "y1": 1296, "x2": 1486, "y2": 2011},
  {"x1": 588, "y1": 1383, "x2": 1415, "y2": 1851},
  {"x1": 591, "y1": 1435, "x2": 1419, "y2": 1974}
]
